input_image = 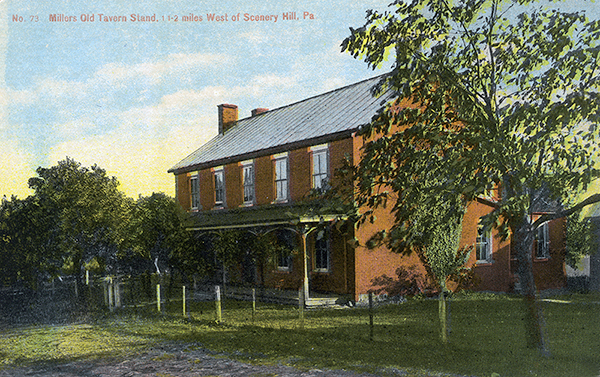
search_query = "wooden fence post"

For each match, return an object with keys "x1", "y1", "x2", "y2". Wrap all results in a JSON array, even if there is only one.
[
  {"x1": 215, "y1": 285, "x2": 222, "y2": 323},
  {"x1": 156, "y1": 283, "x2": 161, "y2": 313},
  {"x1": 103, "y1": 278, "x2": 109, "y2": 307},
  {"x1": 252, "y1": 288, "x2": 256, "y2": 323},
  {"x1": 182, "y1": 285, "x2": 187, "y2": 317},
  {"x1": 298, "y1": 288, "x2": 305, "y2": 328},
  {"x1": 108, "y1": 277, "x2": 114, "y2": 312},
  {"x1": 369, "y1": 292, "x2": 374, "y2": 341},
  {"x1": 115, "y1": 278, "x2": 122, "y2": 309}
]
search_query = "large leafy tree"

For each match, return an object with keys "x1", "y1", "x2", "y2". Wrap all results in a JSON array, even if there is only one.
[
  {"x1": 343, "y1": 0, "x2": 600, "y2": 351},
  {"x1": 127, "y1": 192, "x2": 208, "y2": 281},
  {"x1": 0, "y1": 196, "x2": 62, "y2": 288},
  {"x1": 28, "y1": 158, "x2": 130, "y2": 292}
]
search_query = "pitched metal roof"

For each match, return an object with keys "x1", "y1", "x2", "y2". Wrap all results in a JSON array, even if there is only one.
[{"x1": 168, "y1": 75, "x2": 392, "y2": 174}]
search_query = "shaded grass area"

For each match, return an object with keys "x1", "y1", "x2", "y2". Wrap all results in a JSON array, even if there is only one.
[{"x1": 0, "y1": 293, "x2": 599, "y2": 377}]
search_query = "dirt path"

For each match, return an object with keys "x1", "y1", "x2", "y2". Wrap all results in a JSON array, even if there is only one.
[{"x1": 0, "y1": 342, "x2": 384, "y2": 377}]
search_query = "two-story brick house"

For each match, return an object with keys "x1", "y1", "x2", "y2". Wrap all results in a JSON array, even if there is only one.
[{"x1": 168, "y1": 76, "x2": 566, "y2": 302}]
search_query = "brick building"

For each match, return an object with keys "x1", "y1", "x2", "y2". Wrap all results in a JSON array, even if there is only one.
[{"x1": 168, "y1": 76, "x2": 566, "y2": 302}]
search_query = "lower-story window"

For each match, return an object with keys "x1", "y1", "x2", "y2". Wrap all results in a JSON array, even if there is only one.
[
  {"x1": 275, "y1": 229, "x2": 295, "y2": 271},
  {"x1": 476, "y1": 221, "x2": 492, "y2": 263},
  {"x1": 535, "y1": 222, "x2": 550, "y2": 259},
  {"x1": 277, "y1": 250, "x2": 293, "y2": 271},
  {"x1": 314, "y1": 229, "x2": 330, "y2": 272}
]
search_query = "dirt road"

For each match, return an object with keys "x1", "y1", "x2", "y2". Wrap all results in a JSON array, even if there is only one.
[{"x1": 0, "y1": 342, "x2": 385, "y2": 377}]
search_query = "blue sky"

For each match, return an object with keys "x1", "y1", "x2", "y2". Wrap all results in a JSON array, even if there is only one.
[{"x1": 0, "y1": 0, "x2": 598, "y2": 199}]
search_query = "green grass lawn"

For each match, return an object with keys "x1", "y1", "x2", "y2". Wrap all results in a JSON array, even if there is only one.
[{"x1": 1, "y1": 292, "x2": 599, "y2": 377}]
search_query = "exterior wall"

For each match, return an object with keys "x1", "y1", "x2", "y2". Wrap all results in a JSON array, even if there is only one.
[
  {"x1": 199, "y1": 169, "x2": 213, "y2": 210},
  {"x1": 329, "y1": 138, "x2": 353, "y2": 186},
  {"x1": 225, "y1": 163, "x2": 242, "y2": 207},
  {"x1": 349, "y1": 124, "x2": 565, "y2": 299},
  {"x1": 175, "y1": 172, "x2": 191, "y2": 210},
  {"x1": 289, "y1": 148, "x2": 311, "y2": 201},
  {"x1": 255, "y1": 155, "x2": 274, "y2": 205},
  {"x1": 462, "y1": 200, "x2": 513, "y2": 292},
  {"x1": 351, "y1": 197, "x2": 510, "y2": 301},
  {"x1": 178, "y1": 139, "x2": 354, "y2": 211},
  {"x1": 531, "y1": 217, "x2": 566, "y2": 290},
  {"x1": 259, "y1": 227, "x2": 355, "y2": 296},
  {"x1": 309, "y1": 227, "x2": 354, "y2": 295}
]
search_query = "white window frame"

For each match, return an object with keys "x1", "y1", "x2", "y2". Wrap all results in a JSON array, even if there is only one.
[
  {"x1": 273, "y1": 153, "x2": 289, "y2": 202},
  {"x1": 535, "y1": 222, "x2": 550, "y2": 259},
  {"x1": 476, "y1": 221, "x2": 492, "y2": 263},
  {"x1": 311, "y1": 144, "x2": 329, "y2": 191},
  {"x1": 213, "y1": 167, "x2": 225, "y2": 207},
  {"x1": 190, "y1": 173, "x2": 200, "y2": 210},
  {"x1": 241, "y1": 160, "x2": 255, "y2": 205}
]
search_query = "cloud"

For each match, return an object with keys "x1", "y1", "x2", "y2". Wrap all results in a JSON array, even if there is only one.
[
  {"x1": 9, "y1": 51, "x2": 232, "y2": 110},
  {"x1": 93, "y1": 52, "x2": 228, "y2": 86}
]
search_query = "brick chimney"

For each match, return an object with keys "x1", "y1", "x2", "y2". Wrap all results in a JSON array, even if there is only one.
[
  {"x1": 218, "y1": 104, "x2": 238, "y2": 134},
  {"x1": 251, "y1": 108, "x2": 269, "y2": 117}
]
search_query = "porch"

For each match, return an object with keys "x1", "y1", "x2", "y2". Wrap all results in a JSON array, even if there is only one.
[{"x1": 187, "y1": 202, "x2": 354, "y2": 308}]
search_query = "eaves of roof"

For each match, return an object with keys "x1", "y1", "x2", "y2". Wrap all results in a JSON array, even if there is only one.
[
  {"x1": 172, "y1": 129, "x2": 354, "y2": 175},
  {"x1": 168, "y1": 74, "x2": 392, "y2": 175}
]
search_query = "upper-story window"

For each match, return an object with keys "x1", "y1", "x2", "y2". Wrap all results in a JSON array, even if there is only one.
[
  {"x1": 190, "y1": 173, "x2": 200, "y2": 210},
  {"x1": 214, "y1": 167, "x2": 225, "y2": 207},
  {"x1": 241, "y1": 160, "x2": 254, "y2": 205},
  {"x1": 535, "y1": 221, "x2": 550, "y2": 259},
  {"x1": 476, "y1": 220, "x2": 492, "y2": 263},
  {"x1": 311, "y1": 144, "x2": 329, "y2": 191},
  {"x1": 274, "y1": 153, "x2": 289, "y2": 202}
]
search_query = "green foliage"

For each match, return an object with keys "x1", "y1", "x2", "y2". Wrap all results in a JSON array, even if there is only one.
[
  {"x1": 565, "y1": 210, "x2": 597, "y2": 268},
  {"x1": 343, "y1": 0, "x2": 600, "y2": 350},
  {"x1": 0, "y1": 196, "x2": 62, "y2": 287},
  {"x1": 0, "y1": 159, "x2": 210, "y2": 287},
  {"x1": 126, "y1": 192, "x2": 202, "y2": 277},
  {"x1": 210, "y1": 229, "x2": 297, "y2": 283},
  {"x1": 421, "y1": 217, "x2": 471, "y2": 293},
  {"x1": 343, "y1": 0, "x2": 600, "y2": 296},
  {"x1": 25, "y1": 158, "x2": 131, "y2": 283}
]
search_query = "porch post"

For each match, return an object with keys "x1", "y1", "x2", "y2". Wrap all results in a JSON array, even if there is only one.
[{"x1": 301, "y1": 228, "x2": 310, "y2": 304}]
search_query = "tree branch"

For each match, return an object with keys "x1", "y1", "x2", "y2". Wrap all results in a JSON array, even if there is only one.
[{"x1": 534, "y1": 193, "x2": 600, "y2": 228}]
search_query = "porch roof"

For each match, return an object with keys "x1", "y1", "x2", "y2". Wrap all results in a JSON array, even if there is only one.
[{"x1": 185, "y1": 202, "x2": 349, "y2": 232}]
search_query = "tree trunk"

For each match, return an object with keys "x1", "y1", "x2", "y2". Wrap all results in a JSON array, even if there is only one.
[
  {"x1": 513, "y1": 217, "x2": 548, "y2": 354},
  {"x1": 439, "y1": 290, "x2": 448, "y2": 344},
  {"x1": 73, "y1": 255, "x2": 85, "y2": 304}
]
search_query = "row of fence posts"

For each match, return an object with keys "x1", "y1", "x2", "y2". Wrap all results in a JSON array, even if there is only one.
[
  {"x1": 102, "y1": 279, "x2": 376, "y2": 338},
  {"x1": 151, "y1": 284, "x2": 309, "y2": 326}
]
